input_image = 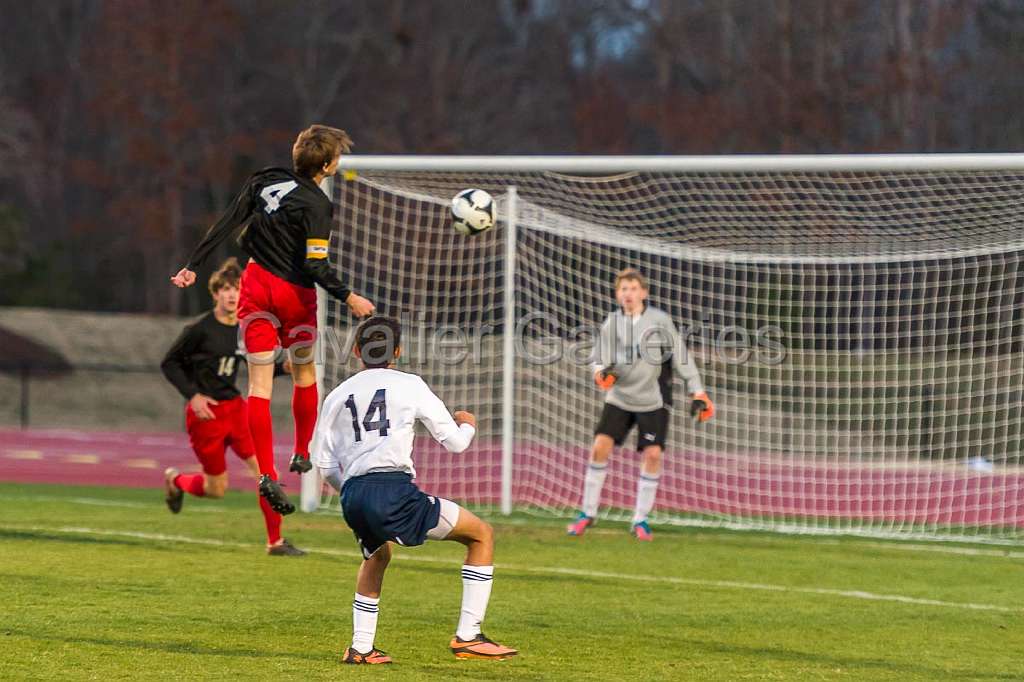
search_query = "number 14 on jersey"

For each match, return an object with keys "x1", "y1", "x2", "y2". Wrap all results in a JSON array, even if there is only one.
[{"x1": 345, "y1": 389, "x2": 390, "y2": 441}]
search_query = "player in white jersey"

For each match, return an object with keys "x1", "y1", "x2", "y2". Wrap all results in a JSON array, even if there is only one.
[
  {"x1": 567, "y1": 268, "x2": 715, "y2": 541},
  {"x1": 314, "y1": 316, "x2": 517, "y2": 665}
]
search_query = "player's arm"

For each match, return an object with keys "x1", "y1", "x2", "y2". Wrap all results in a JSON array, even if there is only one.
[
  {"x1": 303, "y1": 202, "x2": 375, "y2": 317},
  {"x1": 313, "y1": 395, "x2": 344, "y2": 491},
  {"x1": 320, "y1": 466, "x2": 343, "y2": 493},
  {"x1": 415, "y1": 379, "x2": 476, "y2": 453},
  {"x1": 160, "y1": 324, "x2": 219, "y2": 419},
  {"x1": 591, "y1": 316, "x2": 616, "y2": 390},
  {"x1": 171, "y1": 178, "x2": 255, "y2": 288},
  {"x1": 668, "y1": 321, "x2": 714, "y2": 422}
]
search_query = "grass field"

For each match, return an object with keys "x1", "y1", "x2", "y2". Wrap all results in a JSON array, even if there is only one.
[{"x1": 1, "y1": 482, "x2": 1021, "y2": 680}]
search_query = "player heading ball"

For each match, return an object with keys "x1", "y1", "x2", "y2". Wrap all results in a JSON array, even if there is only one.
[
  {"x1": 568, "y1": 268, "x2": 714, "y2": 541},
  {"x1": 314, "y1": 317, "x2": 517, "y2": 664},
  {"x1": 171, "y1": 125, "x2": 376, "y2": 517}
]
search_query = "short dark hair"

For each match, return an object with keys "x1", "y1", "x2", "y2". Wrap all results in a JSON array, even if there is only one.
[
  {"x1": 355, "y1": 316, "x2": 402, "y2": 368},
  {"x1": 292, "y1": 124, "x2": 353, "y2": 178}
]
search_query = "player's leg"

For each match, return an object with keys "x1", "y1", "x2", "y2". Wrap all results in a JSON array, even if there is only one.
[
  {"x1": 568, "y1": 404, "x2": 632, "y2": 536},
  {"x1": 277, "y1": 283, "x2": 318, "y2": 475},
  {"x1": 165, "y1": 406, "x2": 229, "y2": 512},
  {"x1": 203, "y1": 472, "x2": 228, "y2": 498},
  {"x1": 630, "y1": 408, "x2": 670, "y2": 541},
  {"x1": 571, "y1": 434, "x2": 614, "y2": 532},
  {"x1": 241, "y1": 453, "x2": 259, "y2": 477},
  {"x1": 629, "y1": 445, "x2": 661, "y2": 541},
  {"x1": 163, "y1": 465, "x2": 225, "y2": 508},
  {"x1": 287, "y1": 343, "x2": 318, "y2": 474},
  {"x1": 440, "y1": 503, "x2": 516, "y2": 659},
  {"x1": 247, "y1": 352, "x2": 295, "y2": 515},
  {"x1": 238, "y1": 265, "x2": 296, "y2": 515},
  {"x1": 342, "y1": 544, "x2": 393, "y2": 664},
  {"x1": 247, "y1": 351, "x2": 277, "y2": 475},
  {"x1": 340, "y1": 477, "x2": 393, "y2": 664},
  {"x1": 229, "y1": 400, "x2": 304, "y2": 554}
]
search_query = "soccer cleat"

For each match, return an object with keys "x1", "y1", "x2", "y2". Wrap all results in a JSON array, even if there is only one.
[
  {"x1": 450, "y1": 633, "x2": 518, "y2": 660},
  {"x1": 342, "y1": 647, "x2": 392, "y2": 664},
  {"x1": 267, "y1": 538, "x2": 306, "y2": 556},
  {"x1": 288, "y1": 454, "x2": 313, "y2": 474},
  {"x1": 566, "y1": 511, "x2": 594, "y2": 536},
  {"x1": 258, "y1": 474, "x2": 296, "y2": 515},
  {"x1": 164, "y1": 467, "x2": 184, "y2": 514},
  {"x1": 631, "y1": 519, "x2": 653, "y2": 541}
]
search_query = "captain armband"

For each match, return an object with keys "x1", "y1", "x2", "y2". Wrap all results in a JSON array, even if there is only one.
[{"x1": 306, "y1": 238, "x2": 329, "y2": 259}]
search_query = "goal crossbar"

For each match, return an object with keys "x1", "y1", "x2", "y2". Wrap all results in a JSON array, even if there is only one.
[{"x1": 338, "y1": 154, "x2": 1024, "y2": 173}]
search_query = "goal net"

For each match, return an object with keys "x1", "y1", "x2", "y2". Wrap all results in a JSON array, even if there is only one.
[{"x1": 308, "y1": 158, "x2": 1024, "y2": 544}]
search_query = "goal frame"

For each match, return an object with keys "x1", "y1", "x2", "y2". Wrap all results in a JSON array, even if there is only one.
[{"x1": 302, "y1": 153, "x2": 1024, "y2": 526}]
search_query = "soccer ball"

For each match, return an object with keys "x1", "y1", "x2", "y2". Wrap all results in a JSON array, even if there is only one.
[{"x1": 451, "y1": 188, "x2": 496, "y2": 236}]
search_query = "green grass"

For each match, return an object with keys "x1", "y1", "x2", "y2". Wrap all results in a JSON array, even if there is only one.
[{"x1": 0, "y1": 482, "x2": 1021, "y2": 680}]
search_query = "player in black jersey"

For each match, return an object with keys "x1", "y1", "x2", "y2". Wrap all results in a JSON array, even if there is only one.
[
  {"x1": 170, "y1": 125, "x2": 375, "y2": 515},
  {"x1": 161, "y1": 258, "x2": 304, "y2": 555}
]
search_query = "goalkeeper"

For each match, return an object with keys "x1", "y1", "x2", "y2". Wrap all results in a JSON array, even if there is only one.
[{"x1": 567, "y1": 268, "x2": 714, "y2": 541}]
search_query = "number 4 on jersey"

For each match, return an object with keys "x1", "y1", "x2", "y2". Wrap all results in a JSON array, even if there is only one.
[
  {"x1": 260, "y1": 180, "x2": 298, "y2": 214},
  {"x1": 345, "y1": 389, "x2": 391, "y2": 442}
]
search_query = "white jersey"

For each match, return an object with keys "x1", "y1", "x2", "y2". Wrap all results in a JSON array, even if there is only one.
[{"x1": 313, "y1": 367, "x2": 475, "y2": 484}]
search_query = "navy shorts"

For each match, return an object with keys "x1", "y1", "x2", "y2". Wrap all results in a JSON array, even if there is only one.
[{"x1": 340, "y1": 472, "x2": 442, "y2": 559}]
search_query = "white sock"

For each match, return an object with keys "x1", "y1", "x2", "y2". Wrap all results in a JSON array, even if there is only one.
[
  {"x1": 632, "y1": 473, "x2": 660, "y2": 523},
  {"x1": 581, "y1": 462, "x2": 608, "y2": 518},
  {"x1": 351, "y1": 593, "x2": 379, "y2": 654},
  {"x1": 456, "y1": 565, "x2": 494, "y2": 641}
]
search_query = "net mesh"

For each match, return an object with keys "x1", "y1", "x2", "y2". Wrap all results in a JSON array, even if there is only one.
[{"x1": 315, "y1": 168, "x2": 1024, "y2": 543}]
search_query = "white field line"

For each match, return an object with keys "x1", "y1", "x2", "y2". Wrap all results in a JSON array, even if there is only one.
[
  {"x1": 860, "y1": 541, "x2": 1024, "y2": 560},
  {"x1": 0, "y1": 494, "x2": 224, "y2": 513},
  {"x1": 2, "y1": 523, "x2": 1020, "y2": 615}
]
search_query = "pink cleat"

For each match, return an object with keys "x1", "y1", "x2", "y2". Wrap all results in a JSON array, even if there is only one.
[
  {"x1": 566, "y1": 512, "x2": 594, "y2": 536},
  {"x1": 631, "y1": 520, "x2": 653, "y2": 541}
]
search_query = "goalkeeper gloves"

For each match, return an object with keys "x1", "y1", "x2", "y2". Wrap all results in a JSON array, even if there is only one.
[
  {"x1": 594, "y1": 366, "x2": 617, "y2": 391},
  {"x1": 690, "y1": 392, "x2": 715, "y2": 422}
]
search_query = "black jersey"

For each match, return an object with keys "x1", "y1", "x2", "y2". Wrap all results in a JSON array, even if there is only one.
[
  {"x1": 184, "y1": 168, "x2": 351, "y2": 301},
  {"x1": 161, "y1": 311, "x2": 245, "y2": 401}
]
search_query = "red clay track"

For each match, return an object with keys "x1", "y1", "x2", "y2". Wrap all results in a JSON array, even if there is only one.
[
  {"x1": 2, "y1": 429, "x2": 1022, "y2": 529},
  {"x1": 0, "y1": 428, "x2": 295, "y2": 488}
]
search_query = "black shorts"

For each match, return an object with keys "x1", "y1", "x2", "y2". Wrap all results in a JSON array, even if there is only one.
[
  {"x1": 340, "y1": 472, "x2": 442, "y2": 559},
  {"x1": 594, "y1": 403, "x2": 669, "y2": 450}
]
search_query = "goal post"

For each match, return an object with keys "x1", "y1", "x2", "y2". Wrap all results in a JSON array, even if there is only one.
[
  {"x1": 303, "y1": 154, "x2": 1024, "y2": 545},
  {"x1": 300, "y1": 174, "x2": 334, "y2": 514},
  {"x1": 500, "y1": 186, "x2": 518, "y2": 516}
]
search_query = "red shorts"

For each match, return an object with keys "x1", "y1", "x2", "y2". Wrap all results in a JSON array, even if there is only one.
[
  {"x1": 186, "y1": 396, "x2": 255, "y2": 476},
  {"x1": 237, "y1": 259, "x2": 317, "y2": 354}
]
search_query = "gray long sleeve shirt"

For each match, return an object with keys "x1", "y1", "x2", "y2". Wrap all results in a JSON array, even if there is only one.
[{"x1": 590, "y1": 305, "x2": 704, "y2": 412}]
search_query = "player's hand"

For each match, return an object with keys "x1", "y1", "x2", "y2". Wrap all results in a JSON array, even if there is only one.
[
  {"x1": 189, "y1": 394, "x2": 219, "y2": 420},
  {"x1": 690, "y1": 392, "x2": 714, "y2": 422},
  {"x1": 170, "y1": 267, "x2": 197, "y2": 288},
  {"x1": 454, "y1": 410, "x2": 476, "y2": 428},
  {"x1": 346, "y1": 292, "x2": 375, "y2": 318},
  {"x1": 594, "y1": 367, "x2": 617, "y2": 391}
]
